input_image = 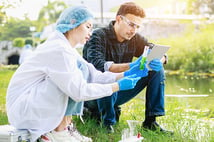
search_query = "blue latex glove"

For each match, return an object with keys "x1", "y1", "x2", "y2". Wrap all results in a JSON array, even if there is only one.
[
  {"x1": 117, "y1": 76, "x2": 141, "y2": 91},
  {"x1": 148, "y1": 59, "x2": 163, "y2": 71},
  {"x1": 135, "y1": 65, "x2": 148, "y2": 77},
  {"x1": 124, "y1": 64, "x2": 148, "y2": 78},
  {"x1": 129, "y1": 56, "x2": 142, "y2": 68}
]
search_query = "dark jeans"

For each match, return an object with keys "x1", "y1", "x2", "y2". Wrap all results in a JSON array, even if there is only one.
[{"x1": 85, "y1": 69, "x2": 165, "y2": 125}]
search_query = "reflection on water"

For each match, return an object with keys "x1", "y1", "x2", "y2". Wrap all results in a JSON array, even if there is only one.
[
  {"x1": 165, "y1": 74, "x2": 214, "y2": 95},
  {"x1": 165, "y1": 74, "x2": 214, "y2": 116}
]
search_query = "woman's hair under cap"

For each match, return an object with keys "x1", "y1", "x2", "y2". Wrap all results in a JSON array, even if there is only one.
[{"x1": 56, "y1": 6, "x2": 93, "y2": 33}]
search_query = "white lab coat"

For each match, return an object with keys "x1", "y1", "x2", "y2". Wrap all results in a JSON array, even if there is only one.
[{"x1": 6, "y1": 31, "x2": 118, "y2": 141}]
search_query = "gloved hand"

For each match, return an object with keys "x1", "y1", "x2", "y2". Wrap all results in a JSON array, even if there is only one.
[
  {"x1": 124, "y1": 64, "x2": 148, "y2": 78},
  {"x1": 117, "y1": 76, "x2": 141, "y2": 91},
  {"x1": 129, "y1": 55, "x2": 142, "y2": 68},
  {"x1": 148, "y1": 59, "x2": 163, "y2": 71}
]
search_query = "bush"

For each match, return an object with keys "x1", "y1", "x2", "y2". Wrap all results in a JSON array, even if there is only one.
[
  {"x1": 25, "y1": 38, "x2": 33, "y2": 46},
  {"x1": 156, "y1": 23, "x2": 214, "y2": 73},
  {"x1": 13, "y1": 38, "x2": 25, "y2": 48}
]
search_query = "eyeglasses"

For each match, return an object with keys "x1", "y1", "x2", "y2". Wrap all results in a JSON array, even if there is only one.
[{"x1": 120, "y1": 15, "x2": 141, "y2": 29}]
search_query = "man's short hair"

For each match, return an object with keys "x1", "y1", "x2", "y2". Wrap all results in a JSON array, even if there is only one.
[{"x1": 116, "y1": 2, "x2": 146, "y2": 18}]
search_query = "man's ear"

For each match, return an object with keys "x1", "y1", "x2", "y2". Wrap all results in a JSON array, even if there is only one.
[{"x1": 116, "y1": 15, "x2": 121, "y2": 22}]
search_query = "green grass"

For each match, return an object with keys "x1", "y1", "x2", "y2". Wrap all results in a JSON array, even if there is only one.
[
  {"x1": 0, "y1": 66, "x2": 213, "y2": 142},
  {"x1": 0, "y1": 66, "x2": 16, "y2": 124},
  {"x1": 72, "y1": 96, "x2": 214, "y2": 142}
]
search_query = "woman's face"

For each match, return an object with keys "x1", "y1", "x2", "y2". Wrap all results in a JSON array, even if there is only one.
[{"x1": 75, "y1": 20, "x2": 93, "y2": 45}]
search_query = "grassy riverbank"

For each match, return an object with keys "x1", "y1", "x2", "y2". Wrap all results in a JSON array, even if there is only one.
[
  {"x1": 0, "y1": 66, "x2": 213, "y2": 142},
  {"x1": 74, "y1": 95, "x2": 214, "y2": 142}
]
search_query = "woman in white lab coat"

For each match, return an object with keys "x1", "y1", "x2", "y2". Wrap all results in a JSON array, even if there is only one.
[{"x1": 6, "y1": 6, "x2": 148, "y2": 142}]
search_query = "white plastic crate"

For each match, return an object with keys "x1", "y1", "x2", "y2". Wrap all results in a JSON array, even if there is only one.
[{"x1": 0, "y1": 125, "x2": 31, "y2": 142}]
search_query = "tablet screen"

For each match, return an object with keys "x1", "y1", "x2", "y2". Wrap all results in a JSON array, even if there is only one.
[{"x1": 147, "y1": 44, "x2": 171, "y2": 62}]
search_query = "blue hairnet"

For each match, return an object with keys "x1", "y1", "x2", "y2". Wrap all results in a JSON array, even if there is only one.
[{"x1": 56, "y1": 6, "x2": 93, "y2": 33}]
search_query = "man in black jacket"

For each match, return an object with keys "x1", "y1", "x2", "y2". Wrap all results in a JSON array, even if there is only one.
[{"x1": 83, "y1": 2, "x2": 170, "y2": 134}]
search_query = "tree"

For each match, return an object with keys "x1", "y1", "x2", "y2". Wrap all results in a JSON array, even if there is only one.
[
  {"x1": 37, "y1": 0, "x2": 67, "y2": 31},
  {"x1": 0, "y1": 18, "x2": 33, "y2": 40},
  {"x1": 0, "y1": 0, "x2": 12, "y2": 25},
  {"x1": 186, "y1": 0, "x2": 214, "y2": 15},
  {"x1": 0, "y1": 5, "x2": 6, "y2": 24}
]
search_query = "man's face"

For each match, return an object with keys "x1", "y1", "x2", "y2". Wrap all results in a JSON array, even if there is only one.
[{"x1": 116, "y1": 14, "x2": 143, "y2": 41}]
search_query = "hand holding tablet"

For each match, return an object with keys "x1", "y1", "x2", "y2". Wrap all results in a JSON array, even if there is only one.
[
  {"x1": 140, "y1": 44, "x2": 171, "y2": 70},
  {"x1": 147, "y1": 44, "x2": 171, "y2": 62}
]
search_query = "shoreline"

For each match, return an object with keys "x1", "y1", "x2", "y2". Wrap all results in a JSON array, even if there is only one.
[
  {"x1": 0, "y1": 65, "x2": 214, "y2": 77},
  {"x1": 165, "y1": 70, "x2": 214, "y2": 77}
]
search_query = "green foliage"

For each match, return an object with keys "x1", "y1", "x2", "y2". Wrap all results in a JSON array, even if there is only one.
[
  {"x1": 156, "y1": 23, "x2": 214, "y2": 73},
  {"x1": 13, "y1": 37, "x2": 25, "y2": 47},
  {"x1": 0, "y1": 5, "x2": 6, "y2": 24},
  {"x1": 37, "y1": 1, "x2": 67, "y2": 31},
  {"x1": 186, "y1": 0, "x2": 214, "y2": 15},
  {"x1": 0, "y1": 0, "x2": 12, "y2": 25},
  {"x1": 186, "y1": 0, "x2": 197, "y2": 14},
  {"x1": 25, "y1": 38, "x2": 33, "y2": 46},
  {"x1": 40, "y1": 39, "x2": 46, "y2": 44},
  {"x1": 0, "y1": 18, "x2": 33, "y2": 40}
]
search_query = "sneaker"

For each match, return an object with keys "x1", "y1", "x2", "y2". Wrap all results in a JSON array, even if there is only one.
[
  {"x1": 68, "y1": 124, "x2": 92, "y2": 142},
  {"x1": 42, "y1": 129, "x2": 80, "y2": 142},
  {"x1": 142, "y1": 121, "x2": 174, "y2": 135},
  {"x1": 104, "y1": 124, "x2": 114, "y2": 133}
]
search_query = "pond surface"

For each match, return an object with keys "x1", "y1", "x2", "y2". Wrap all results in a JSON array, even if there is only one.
[
  {"x1": 165, "y1": 74, "x2": 214, "y2": 96},
  {"x1": 164, "y1": 74, "x2": 214, "y2": 110}
]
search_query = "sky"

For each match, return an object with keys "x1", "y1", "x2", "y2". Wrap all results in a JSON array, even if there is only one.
[
  {"x1": 4, "y1": 0, "x2": 185, "y2": 21},
  {"x1": 4, "y1": 0, "x2": 133, "y2": 20},
  {"x1": 5, "y1": 0, "x2": 49, "y2": 20}
]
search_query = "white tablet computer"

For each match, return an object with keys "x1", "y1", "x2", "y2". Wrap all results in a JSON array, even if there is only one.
[{"x1": 147, "y1": 44, "x2": 171, "y2": 62}]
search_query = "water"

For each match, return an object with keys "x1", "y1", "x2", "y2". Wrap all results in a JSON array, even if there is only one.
[
  {"x1": 136, "y1": 74, "x2": 214, "y2": 114},
  {"x1": 165, "y1": 74, "x2": 214, "y2": 96},
  {"x1": 164, "y1": 74, "x2": 214, "y2": 112},
  {"x1": 136, "y1": 74, "x2": 214, "y2": 107}
]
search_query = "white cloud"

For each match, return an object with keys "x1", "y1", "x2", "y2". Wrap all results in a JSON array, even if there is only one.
[{"x1": 6, "y1": 0, "x2": 48, "y2": 20}]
